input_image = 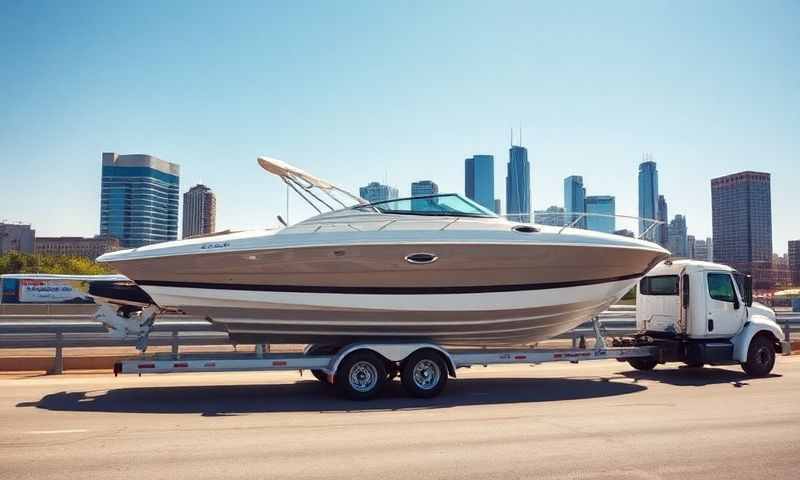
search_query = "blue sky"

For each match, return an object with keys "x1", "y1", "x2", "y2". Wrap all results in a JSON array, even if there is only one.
[{"x1": 1, "y1": 1, "x2": 797, "y2": 253}]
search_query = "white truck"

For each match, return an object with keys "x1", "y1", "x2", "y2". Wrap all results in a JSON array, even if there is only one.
[
  {"x1": 620, "y1": 259, "x2": 790, "y2": 376},
  {"x1": 108, "y1": 259, "x2": 790, "y2": 400}
]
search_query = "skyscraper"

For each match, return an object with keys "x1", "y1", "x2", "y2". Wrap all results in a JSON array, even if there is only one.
[
  {"x1": 359, "y1": 182, "x2": 398, "y2": 204},
  {"x1": 711, "y1": 171, "x2": 772, "y2": 271},
  {"x1": 585, "y1": 196, "x2": 616, "y2": 233},
  {"x1": 506, "y1": 145, "x2": 530, "y2": 222},
  {"x1": 464, "y1": 155, "x2": 494, "y2": 211},
  {"x1": 657, "y1": 195, "x2": 669, "y2": 247},
  {"x1": 563, "y1": 175, "x2": 586, "y2": 228},
  {"x1": 494, "y1": 199, "x2": 501, "y2": 215},
  {"x1": 411, "y1": 180, "x2": 439, "y2": 210},
  {"x1": 638, "y1": 157, "x2": 659, "y2": 241},
  {"x1": 789, "y1": 240, "x2": 800, "y2": 285},
  {"x1": 693, "y1": 238, "x2": 710, "y2": 261},
  {"x1": 687, "y1": 235, "x2": 696, "y2": 259},
  {"x1": 100, "y1": 152, "x2": 180, "y2": 248},
  {"x1": 667, "y1": 214, "x2": 688, "y2": 258},
  {"x1": 182, "y1": 184, "x2": 216, "y2": 239}
]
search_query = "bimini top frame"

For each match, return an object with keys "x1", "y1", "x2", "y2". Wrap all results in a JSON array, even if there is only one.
[{"x1": 257, "y1": 156, "x2": 370, "y2": 214}]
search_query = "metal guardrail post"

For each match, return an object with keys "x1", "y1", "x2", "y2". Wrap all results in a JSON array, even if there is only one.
[
  {"x1": 171, "y1": 331, "x2": 180, "y2": 359},
  {"x1": 785, "y1": 316, "x2": 791, "y2": 344},
  {"x1": 49, "y1": 332, "x2": 64, "y2": 375}
]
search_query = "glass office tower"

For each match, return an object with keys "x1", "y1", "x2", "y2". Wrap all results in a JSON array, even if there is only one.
[{"x1": 100, "y1": 152, "x2": 180, "y2": 248}]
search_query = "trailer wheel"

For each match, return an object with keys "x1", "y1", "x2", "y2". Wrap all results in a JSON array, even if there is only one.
[
  {"x1": 335, "y1": 351, "x2": 387, "y2": 400},
  {"x1": 628, "y1": 357, "x2": 658, "y2": 371},
  {"x1": 401, "y1": 350, "x2": 448, "y2": 398},
  {"x1": 741, "y1": 334, "x2": 775, "y2": 377}
]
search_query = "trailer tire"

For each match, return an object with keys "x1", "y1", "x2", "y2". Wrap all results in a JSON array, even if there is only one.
[
  {"x1": 335, "y1": 351, "x2": 386, "y2": 400},
  {"x1": 628, "y1": 357, "x2": 658, "y2": 371},
  {"x1": 741, "y1": 334, "x2": 775, "y2": 377},
  {"x1": 401, "y1": 350, "x2": 448, "y2": 398}
]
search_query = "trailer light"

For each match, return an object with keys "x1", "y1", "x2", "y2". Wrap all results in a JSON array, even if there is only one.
[{"x1": 138, "y1": 363, "x2": 155, "y2": 369}]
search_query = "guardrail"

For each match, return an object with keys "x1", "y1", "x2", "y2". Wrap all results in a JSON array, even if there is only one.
[{"x1": 1, "y1": 305, "x2": 797, "y2": 374}]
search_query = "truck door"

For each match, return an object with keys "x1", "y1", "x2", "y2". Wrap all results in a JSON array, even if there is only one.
[{"x1": 705, "y1": 272, "x2": 745, "y2": 337}]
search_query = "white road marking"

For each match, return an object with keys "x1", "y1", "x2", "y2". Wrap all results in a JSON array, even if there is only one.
[{"x1": 24, "y1": 429, "x2": 88, "y2": 435}]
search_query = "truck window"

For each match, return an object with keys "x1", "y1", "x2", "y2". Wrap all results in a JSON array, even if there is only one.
[
  {"x1": 707, "y1": 273, "x2": 736, "y2": 302},
  {"x1": 640, "y1": 275, "x2": 678, "y2": 295}
]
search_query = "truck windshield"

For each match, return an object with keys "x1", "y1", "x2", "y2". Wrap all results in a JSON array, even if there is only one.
[{"x1": 640, "y1": 275, "x2": 679, "y2": 295}]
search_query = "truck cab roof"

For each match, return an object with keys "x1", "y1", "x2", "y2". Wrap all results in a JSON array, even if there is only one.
[{"x1": 645, "y1": 259, "x2": 736, "y2": 276}]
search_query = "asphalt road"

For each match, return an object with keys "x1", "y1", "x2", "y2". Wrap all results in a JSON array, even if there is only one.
[{"x1": 1, "y1": 357, "x2": 798, "y2": 480}]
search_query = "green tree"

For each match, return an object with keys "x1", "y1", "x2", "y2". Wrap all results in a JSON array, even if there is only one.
[{"x1": 0, "y1": 252, "x2": 115, "y2": 275}]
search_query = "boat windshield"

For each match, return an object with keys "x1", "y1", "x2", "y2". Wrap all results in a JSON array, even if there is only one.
[{"x1": 355, "y1": 194, "x2": 498, "y2": 218}]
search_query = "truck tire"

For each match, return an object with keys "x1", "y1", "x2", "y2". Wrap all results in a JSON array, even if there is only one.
[
  {"x1": 401, "y1": 350, "x2": 448, "y2": 398},
  {"x1": 335, "y1": 351, "x2": 387, "y2": 400},
  {"x1": 741, "y1": 334, "x2": 776, "y2": 377},
  {"x1": 628, "y1": 357, "x2": 658, "y2": 371}
]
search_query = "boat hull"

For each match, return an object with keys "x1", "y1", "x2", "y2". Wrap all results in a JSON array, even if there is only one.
[
  {"x1": 140, "y1": 277, "x2": 640, "y2": 346},
  {"x1": 105, "y1": 241, "x2": 666, "y2": 346}
]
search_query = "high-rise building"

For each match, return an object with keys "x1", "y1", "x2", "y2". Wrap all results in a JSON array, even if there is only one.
[
  {"x1": 0, "y1": 223, "x2": 35, "y2": 254},
  {"x1": 534, "y1": 206, "x2": 565, "y2": 227},
  {"x1": 494, "y1": 199, "x2": 501, "y2": 215},
  {"x1": 687, "y1": 235, "x2": 696, "y2": 259},
  {"x1": 667, "y1": 214, "x2": 688, "y2": 258},
  {"x1": 693, "y1": 238, "x2": 710, "y2": 261},
  {"x1": 35, "y1": 235, "x2": 120, "y2": 259},
  {"x1": 100, "y1": 152, "x2": 180, "y2": 248},
  {"x1": 711, "y1": 171, "x2": 772, "y2": 271},
  {"x1": 585, "y1": 196, "x2": 615, "y2": 233},
  {"x1": 506, "y1": 145, "x2": 530, "y2": 222},
  {"x1": 789, "y1": 240, "x2": 800, "y2": 285},
  {"x1": 638, "y1": 157, "x2": 659, "y2": 241},
  {"x1": 182, "y1": 184, "x2": 216, "y2": 239},
  {"x1": 657, "y1": 195, "x2": 669, "y2": 247},
  {"x1": 563, "y1": 175, "x2": 586, "y2": 228},
  {"x1": 464, "y1": 155, "x2": 494, "y2": 211},
  {"x1": 707, "y1": 237, "x2": 713, "y2": 261},
  {"x1": 411, "y1": 180, "x2": 439, "y2": 210},
  {"x1": 359, "y1": 182, "x2": 398, "y2": 204}
]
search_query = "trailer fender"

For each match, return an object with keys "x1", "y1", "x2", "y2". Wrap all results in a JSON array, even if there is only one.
[
  {"x1": 327, "y1": 342, "x2": 457, "y2": 378},
  {"x1": 731, "y1": 314, "x2": 786, "y2": 363}
]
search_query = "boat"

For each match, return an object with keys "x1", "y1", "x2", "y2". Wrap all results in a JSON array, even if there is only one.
[{"x1": 96, "y1": 157, "x2": 670, "y2": 347}]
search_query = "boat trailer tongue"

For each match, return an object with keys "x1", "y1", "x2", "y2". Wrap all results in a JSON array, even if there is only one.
[{"x1": 94, "y1": 303, "x2": 160, "y2": 352}]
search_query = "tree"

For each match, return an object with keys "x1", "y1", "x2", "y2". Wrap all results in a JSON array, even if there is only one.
[{"x1": 0, "y1": 252, "x2": 115, "y2": 275}]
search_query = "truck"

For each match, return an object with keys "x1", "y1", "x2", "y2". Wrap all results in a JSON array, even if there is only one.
[
  {"x1": 618, "y1": 259, "x2": 790, "y2": 376},
  {"x1": 107, "y1": 259, "x2": 790, "y2": 400}
]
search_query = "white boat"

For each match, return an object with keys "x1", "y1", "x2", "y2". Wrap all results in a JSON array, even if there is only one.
[{"x1": 96, "y1": 157, "x2": 669, "y2": 346}]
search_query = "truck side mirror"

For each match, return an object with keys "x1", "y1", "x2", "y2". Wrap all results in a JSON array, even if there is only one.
[
  {"x1": 743, "y1": 275, "x2": 753, "y2": 307},
  {"x1": 681, "y1": 274, "x2": 689, "y2": 308}
]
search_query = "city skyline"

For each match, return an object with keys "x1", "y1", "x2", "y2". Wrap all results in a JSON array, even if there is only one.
[{"x1": 0, "y1": 2, "x2": 797, "y2": 253}]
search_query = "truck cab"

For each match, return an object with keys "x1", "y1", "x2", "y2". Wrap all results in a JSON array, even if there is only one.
[{"x1": 629, "y1": 259, "x2": 789, "y2": 376}]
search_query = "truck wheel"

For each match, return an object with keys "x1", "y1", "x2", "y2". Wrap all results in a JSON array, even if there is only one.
[
  {"x1": 335, "y1": 351, "x2": 386, "y2": 400},
  {"x1": 628, "y1": 357, "x2": 658, "y2": 371},
  {"x1": 741, "y1": 335, "x2": 776, "y2": 377},
  {"x1": 401, "y1": 350, "x2": 448, "y2": 398}
]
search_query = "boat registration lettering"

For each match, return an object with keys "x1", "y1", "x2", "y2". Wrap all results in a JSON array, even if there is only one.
[{"x1": 201, "y1": 241, "x2": 230, "y2": 250}]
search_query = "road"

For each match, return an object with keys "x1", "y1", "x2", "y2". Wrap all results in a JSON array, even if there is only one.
[{"x1": 1, "y1": 357, "x2": 798, "y2": 480}]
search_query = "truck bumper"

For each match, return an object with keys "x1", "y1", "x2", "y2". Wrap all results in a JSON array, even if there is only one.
[{"x1": 780, "y1": 341, "x2": 791, "y2": 356}]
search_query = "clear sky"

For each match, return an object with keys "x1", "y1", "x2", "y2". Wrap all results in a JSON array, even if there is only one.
[{"x1": 1, "y1": 1, "x2": 797, "y2": 253}]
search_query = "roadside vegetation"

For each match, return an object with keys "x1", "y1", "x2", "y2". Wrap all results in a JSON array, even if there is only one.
[{"x1": 0, "y1": 252, "x2": 115, "y2": 275}]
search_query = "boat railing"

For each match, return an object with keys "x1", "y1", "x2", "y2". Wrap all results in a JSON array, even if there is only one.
[{"x1": 294, "y1": 212, "x2": 664, "y2": 239}]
